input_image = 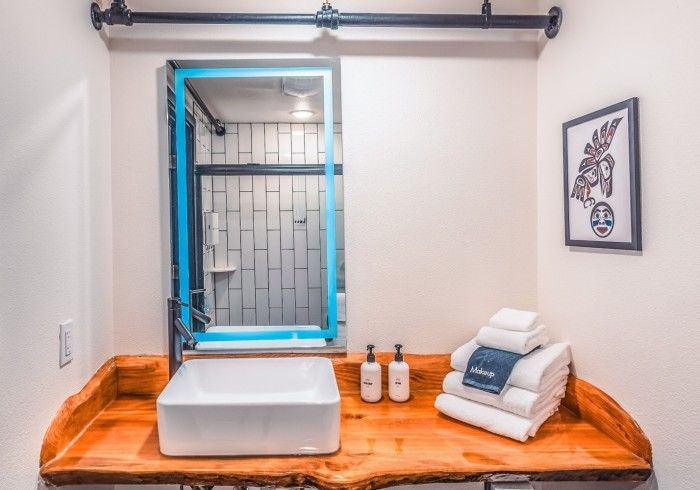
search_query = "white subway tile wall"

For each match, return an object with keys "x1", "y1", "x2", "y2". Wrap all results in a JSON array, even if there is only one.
[
  {"x1": 193, "y1": 103, "x2": 217, "y2": 322},
  {"x1": 203, "y1": 122, "x2": 344, "y2": 327}
]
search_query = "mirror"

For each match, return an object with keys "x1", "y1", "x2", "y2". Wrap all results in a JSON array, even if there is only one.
[{"x1": 166, "y1": 60, "x2": 345, "y2": 350}]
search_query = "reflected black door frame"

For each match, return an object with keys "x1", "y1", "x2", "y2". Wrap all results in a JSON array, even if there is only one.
[{"x1": 167, "y1": 101, "x2": 205, "y2": 331}]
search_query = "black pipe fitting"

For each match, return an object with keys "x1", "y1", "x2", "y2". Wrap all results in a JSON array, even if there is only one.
[
  {"x1": 481, "y1": 0, "x2": 492, "y2": 29},
  {"x1": 91, "y1": 1, "x2": 133, "y2": 30},
  {"x1": 545, "y1": 7, "x2": 563, "y2": 39},
  {"x1": 90, "y1": 3, "x2": 104, "y2": 30},
  {"x1": 316, "y1": 4, "x2": 340, "y2": 30},
  {"x1": 213, "y1": 120, "x2": 226, "y2": 136}
]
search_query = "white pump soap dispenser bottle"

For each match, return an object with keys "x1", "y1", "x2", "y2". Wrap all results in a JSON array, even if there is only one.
[
  {"x1": 388, "y1": 344, "x2": 410, "y2": 402},
  {"x1": 360, "y1": 344, "x2": 382, "y2": 403}
]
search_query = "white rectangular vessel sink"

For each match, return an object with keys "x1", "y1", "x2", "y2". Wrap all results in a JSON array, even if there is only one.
[{"x1": 157, "y1": 357, "x2": 340, "y2": 456}]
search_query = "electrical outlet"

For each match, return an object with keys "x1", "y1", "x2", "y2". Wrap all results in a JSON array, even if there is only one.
[{"x1": 59, "y1": 320, "x2": 74, "y2": 367}]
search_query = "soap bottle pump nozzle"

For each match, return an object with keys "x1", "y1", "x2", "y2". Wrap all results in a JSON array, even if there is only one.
[
  {"x1": 366, "y1": 344, "x2": 376, "y2": 363},
  {"x1": 394, "y1": 344, "x2": 404, "y2": 362}
]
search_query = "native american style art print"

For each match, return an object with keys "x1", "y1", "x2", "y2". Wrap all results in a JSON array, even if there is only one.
[{"x1": 562, "y1": 98, "x2": 642, "y2": 250}]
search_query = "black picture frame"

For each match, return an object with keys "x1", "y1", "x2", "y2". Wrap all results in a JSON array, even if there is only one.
[{"x1": 562, "y1": 98, "x2": 642, "y2": 250}]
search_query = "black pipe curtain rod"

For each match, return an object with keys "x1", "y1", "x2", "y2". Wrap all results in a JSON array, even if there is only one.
[{"x1": 91, "y1": 1, "x2": 563, "y2": 39}]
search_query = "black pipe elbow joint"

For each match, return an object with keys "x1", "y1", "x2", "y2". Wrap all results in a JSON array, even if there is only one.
[
  {"x1": 91, "y1": 1, "x2": 133, "y2": 31},
  {"x1": 214, "y1": 120, "x2": 226, "y2": 137}
]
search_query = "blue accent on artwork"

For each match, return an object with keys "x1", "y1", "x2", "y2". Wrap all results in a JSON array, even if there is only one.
[{"x1": 174, "y1": 66, "x2": 338, "y2": 342}]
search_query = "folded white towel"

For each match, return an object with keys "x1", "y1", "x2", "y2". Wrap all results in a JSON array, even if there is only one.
[
  {"x1": 489, "y1": 308, "x2": 539, "y2": 332},
  {"x1": 443, "y1": 370, "x2": 568, "y2": 418},
  {"x1": 476, "y1": 324, "x2": 549, "y2": 355},
  {"x1": 435, "y1": 393, "x2": 561, "y2": 442},
  {"x1": 451, "y1": 340, "x2": 572, "y2": 392}
]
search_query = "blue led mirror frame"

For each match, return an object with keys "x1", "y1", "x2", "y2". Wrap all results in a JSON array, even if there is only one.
[{"x1": 175, "y1": 66, "x2": 338, "y2": 342}]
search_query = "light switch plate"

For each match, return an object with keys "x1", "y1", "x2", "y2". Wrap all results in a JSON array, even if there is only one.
[{"x1": 59, "y1": 320, "x2": 74, "y2": 367}]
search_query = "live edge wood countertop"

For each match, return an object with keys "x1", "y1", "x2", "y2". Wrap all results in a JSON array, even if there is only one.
[{"x1": 39, "y1": 353, "x2": 652, "y2": 488}]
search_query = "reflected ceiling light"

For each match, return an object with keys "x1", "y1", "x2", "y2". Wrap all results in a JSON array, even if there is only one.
[{"x1": 290, "y1": 110, "x2": 315, "y2": 119}]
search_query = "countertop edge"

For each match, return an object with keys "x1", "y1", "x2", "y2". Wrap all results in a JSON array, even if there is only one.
[{"x1": 41, "y1": 466, "x2": 653, "y2": 488}]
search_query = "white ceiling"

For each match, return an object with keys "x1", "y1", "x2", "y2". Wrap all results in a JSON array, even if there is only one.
[
  {"x1": 179, "y1": 59, "x2": 341, "y2": 123},
  {"x1": 127, "y1": 0, "x2": 536, "y2": 13},
  {"x1": 126, "y1": 0, "x2": 538, "y2": 15},
  {"x1": 190, "y1": 76, "x2": 325, "y2": 123}
]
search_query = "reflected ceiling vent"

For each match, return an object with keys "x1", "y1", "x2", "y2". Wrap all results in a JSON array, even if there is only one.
[{"x1": 283, "y1": 77, "x2": 322, "y2": 98}]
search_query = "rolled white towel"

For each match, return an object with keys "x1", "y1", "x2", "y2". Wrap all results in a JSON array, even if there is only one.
[
  {"x1": 442, "y1": 370, "x2": 568, "y2": 418},
  {"x1": 451, "y1": 340, "x2": 572, "y2": 392},
  {"x1": 476, "y1": 324, "x2": 549, "y2": 355},
  {"x1": 489, "y1": 308, "x2": 539, "y2": 332},
  {"x1": 435, "y1": 393, "x2": 562, "y2": 442}
]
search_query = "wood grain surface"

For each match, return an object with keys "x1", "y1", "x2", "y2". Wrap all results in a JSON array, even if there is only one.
[
  {"x1": 564, "y1": 376, "x2": 652, "y2": 464},
  {"x1": 39, "y1": 357, "x2": 118, "y2": 465},
  {"x1": 39, "y1": 354, "x2": 652, "y2": 488}
]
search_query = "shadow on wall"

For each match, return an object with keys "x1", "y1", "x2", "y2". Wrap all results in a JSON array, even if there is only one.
[
  {"x1": 109, "y1": 31, "x2": 538, "y2": 60},
  {"x1": 569, "y1": 246, "x2": 643, "y2": 257},
  {"x1": 5, "y1": 73, "x2": 113, "y2": 375}
]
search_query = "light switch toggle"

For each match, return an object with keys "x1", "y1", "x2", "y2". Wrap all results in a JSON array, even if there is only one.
[{"x1": 60, "y1": 320, "x2": 74, "y2": 367}]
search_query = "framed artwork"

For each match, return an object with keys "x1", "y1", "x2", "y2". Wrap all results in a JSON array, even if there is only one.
[{"x1": 563, "y1": 98, "x2": 642, "y2": 250}]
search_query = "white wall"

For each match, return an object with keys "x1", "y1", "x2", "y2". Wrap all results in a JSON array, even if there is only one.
[
  {"x1": 110, "y1": 1, "x2": 540, "y2": 354},
  {"x1": 536, "y1": 1, "x2": 700, "y2": 488},
  {"x1": 9, "y1": 0, "x2": 698, "y2": 488},
  {"x1": 0, "y1": 1, "x2": 114, "y2": 489}
]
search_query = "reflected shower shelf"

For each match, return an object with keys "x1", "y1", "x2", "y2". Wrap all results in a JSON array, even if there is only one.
[
  {"x1": 39, "y1": 354, "x2": 652, "y2": 488},
  {"x1": 206, "y1": 266, "x2": 237, "y2": 273}
]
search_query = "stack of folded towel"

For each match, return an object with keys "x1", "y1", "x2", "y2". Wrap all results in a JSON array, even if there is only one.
[{"x1": 435, "y1": 308, "x2": 572, "y2": 442}]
